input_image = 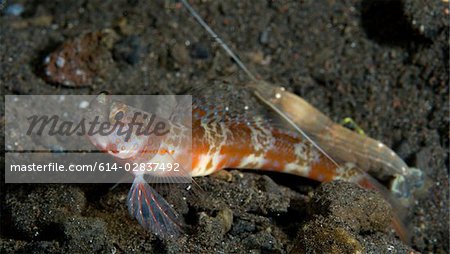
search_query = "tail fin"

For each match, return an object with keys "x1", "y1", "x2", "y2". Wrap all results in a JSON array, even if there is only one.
[{"x1": 127, "y1": 175, "x2": 183, "y2": 239}]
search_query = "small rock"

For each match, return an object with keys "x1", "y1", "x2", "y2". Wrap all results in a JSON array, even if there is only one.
[
  {"x1": 403, "y1": 0, "x2": 448, "y2": 38},
  {"x1": 310, "y1": 181, "x2": 392, "y2": 233},
  {"x1": 113, "y1": 35, "x2": 142, "y2": 65},
  {"x1": 211, "y1": 170, "x2": 234, "y2": 182},
  {"x1": 190, "y1": 43, "x2": 209, "y2": 59},
  {"x1": 62, "y1": 217, "x2": 112, "y2": 253},
  {"x1": 241, "y1": 230, "x2": 281, "y2": 251},
  {"x1": 43, "y1": 30, "x2": 118, "y2": 87},
  {"x1": 230, "y1": 218, "x2": 256, "y2": 235},
  {"x1": 292, "y1": 216, "x2": 364, "y2": 254},
  {"x1": 196, "y1": 212, "x2": 226, "y2": 245},
  {"x1": 6, "y1": 185, "x2": 86, "y2": 239},
  {"x1": 247, "y1": 51, "x2": 271, "y2": 65},
  {"x1": 216, "y1": 208, "x2": 233, "y2": 234},
  {"x1": 115, "y1": 16, "x2": 134, "y2": 35},
  {"x1": 171, "y1": 43, "x2": 190, "y2": 65},
  {"x1": 259, "y1": 29, "x2": 270, "y2": 45}
]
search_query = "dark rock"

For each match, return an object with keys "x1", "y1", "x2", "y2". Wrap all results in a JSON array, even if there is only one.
[
  {"x1": 62, "y1": 217, "x2": 113, "y2": 253},
  {"x1": 17, "y1": 241, "x2": 60, "y2": 254},
  {"x1": 241, "y1": 229, "x2": 282, "y2": 252},
  {"x1": 292, "y1": 216, "x2": 363, "y2": 254},
  {"x1": 292, "y1": 181, "x2": 417, "y2": 254},
  {"x1": 113, "y1": 35, "x2": 143, "y2": 65},
  {"x1": 5, "y1": 185, "x2": 86, "y2": 240},
  {"x1": 230, "y1": 218, "x2": 257, "y2": 235},
  {"x1": 259, "y1": 29, "x2": 270, "y2": 45},
  {"x1": 42, "y1": 30, "x2": 118, "y2": 87},
  {"x1": 171, "y1": 43, "x2": 190, "y2": 65},
  {"x1": 310, "y1": 181, "x2": 392, "y2": 233},
  {"x1": 195, "y1": 170, "x2": 292, "y2": 215},
  {"x1": 189, "y1": 43, "x2": 209, "y2": 60},
  {"x1": 403, "y1": 0, "x2": 448, "y2": 39}
]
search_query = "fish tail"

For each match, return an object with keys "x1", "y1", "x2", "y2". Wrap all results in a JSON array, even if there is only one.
[{"x1": 127, "y1": 175, "x2": 183, "y2": 238}]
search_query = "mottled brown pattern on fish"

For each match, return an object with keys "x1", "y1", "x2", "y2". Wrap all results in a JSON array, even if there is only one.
[{"x1": 190, "y1": 107, "x2": 341, "y2": 182}]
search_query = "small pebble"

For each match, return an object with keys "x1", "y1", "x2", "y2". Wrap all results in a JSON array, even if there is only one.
[
  {"x1": 56, "y1": 57, "x2": 65, "y2": 68},
  {"x1": 216, "y1": 208, "x2": 233, "y2": 234},
  {"x1": 43, "y1": 30, "x2": 117, "y2": 87},
  {"x1": 190, "y1": 43, "x2": 209, "y2": 59},
  {"x1": 78, "y1": 101, "x2": 89, "y2": 109},
  {"x1": 113, "y1": 35, "x2": 142, "y2": 65},
  {"x1": 259, "y1": 29, "x2": 270, "y2": 45},
  {"x1": 171, "y1": 43, "x2": 189, "y2": 65}
]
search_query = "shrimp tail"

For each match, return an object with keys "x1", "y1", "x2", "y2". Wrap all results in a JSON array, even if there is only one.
[{"x1": 127, "y1": 175, "x2": 183, "y2": 239}]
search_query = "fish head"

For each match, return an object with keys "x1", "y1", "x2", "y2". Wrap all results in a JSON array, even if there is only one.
[{"x1": 85, "y1": 93, "x2": 162, "y2": 161}]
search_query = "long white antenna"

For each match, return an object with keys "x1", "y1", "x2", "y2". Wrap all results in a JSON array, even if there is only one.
[
  {"x1": 180, "y1": 0, "x2": 258, "y2": 82},
  {"x1": 180, "y1": 0, "x2": 341, "y2": 169},
  {"x1": 253, "y1": 91, "x2": 341, "y2": 168}
]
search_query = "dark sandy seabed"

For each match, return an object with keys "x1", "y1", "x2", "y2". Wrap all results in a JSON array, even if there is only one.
[{"x1": 0, "y1": 0, "x2": 448, "y2": 253}]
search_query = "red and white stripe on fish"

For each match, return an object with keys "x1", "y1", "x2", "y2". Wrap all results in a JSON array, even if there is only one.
[{"x1": 190, "y1": 101, "x2": 362, "y2": 184}]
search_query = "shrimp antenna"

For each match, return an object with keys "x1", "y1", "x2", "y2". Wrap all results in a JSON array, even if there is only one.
[
  {"x1": 180, "y1": 1, "x2": 413, "y2": 241},
  {"x1": 180, "y1": 0, "x2": 257, "y2": 82},
  {"x1": 180, "y1": 0, "x2": 340, "y2": 168}
]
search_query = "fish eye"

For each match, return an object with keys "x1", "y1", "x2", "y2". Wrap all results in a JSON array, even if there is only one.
[
  {"x1": 114, "y1": 111, "x2": 125, "y2": 121},
  {"x1": 109, "y1": 102, "x2": 129, "y2": 123}
]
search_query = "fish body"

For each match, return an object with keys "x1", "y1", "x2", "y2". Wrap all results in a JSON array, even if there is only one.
[
  {"x1": 84, "y1": 0, "x2": 419, "y2": 241},
  {"x1": 190, "y1": 100, "x2": 359, "y2": 184},
  {"x1": 86, "y1": 93, "x2": 386, "y2": 238}
]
